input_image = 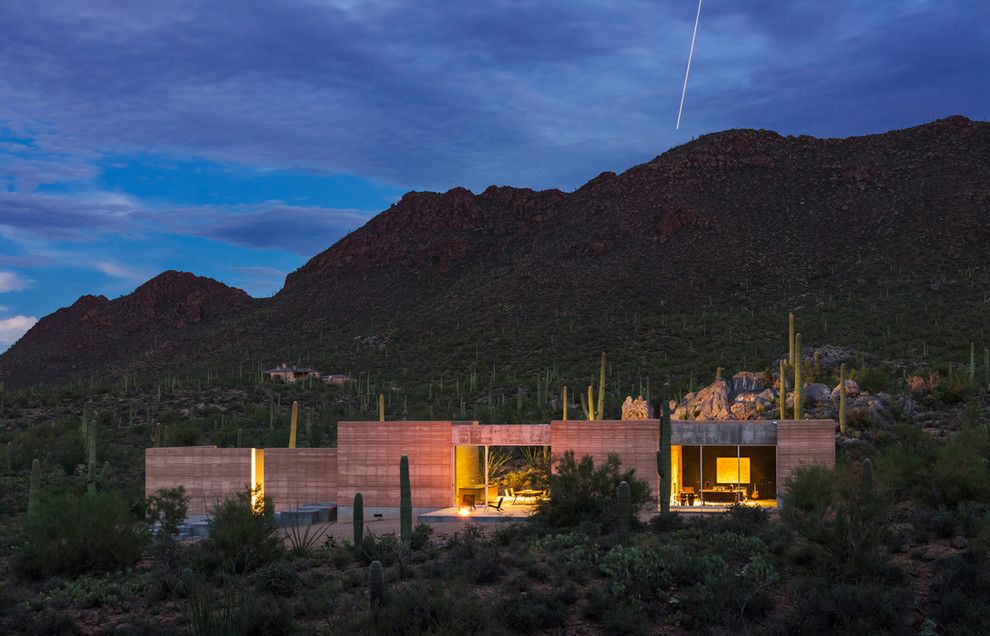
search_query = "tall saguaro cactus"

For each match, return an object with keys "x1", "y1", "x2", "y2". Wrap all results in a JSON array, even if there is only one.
[
  {"x1": 617, "y1": 480, "x2": 631, "y2": 546},
  {"x1": 353, "y1": 492, "x2": 364, "y2": 555},
  {"x1": 289, "y1": 400, "x2": 298, "y2": 448},
  {"x1": 657, "y1": 383, "x2": 672, "y2": 513},
  {"x1": 580, "y1": 352, "x2": 607, "y2": 420},
  {"x1": 28, "y1": 458, "x2": 41, "y2": 517},
  {"x1": 779, "y1": 359, "x2": 787, "y2": 420},
  {"x1": 562, "y1": 386, "x2": 568, "y2": 421},
  {"x1": 378, "y1": 394, "x2": 385, "y2": 422},
  {"x1": 399, "y1": 455, "x2": 412, "y2": 543},
  {"x1": 838, "y1": 363, "x2": 847, "y2": 435},
  {"x1": 788, "y1": 312, "x2": 796, "y2": 367},
  {"x1": 793, "y1": 333, "x2": 803, "y2": 419},
  {"x1": 862, "y1": 458, "x2": 874, "y2": 494},
  {"x1": 970, "y1": 342, "x2": 976, "y2": 382}
]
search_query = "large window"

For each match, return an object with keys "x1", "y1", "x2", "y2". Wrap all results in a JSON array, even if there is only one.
[{"x1": 673, "y1": 445, "x2": 776, "y2": 507}]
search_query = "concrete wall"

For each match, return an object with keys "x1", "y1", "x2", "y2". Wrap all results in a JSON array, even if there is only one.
[
  {"x1": 336, "y1": 421, "x2": 454, "y2": 516},
  {"x1": 264, "y1": 448, "x2": 337, "y2": 511},
  {"x1": 550, "y1": 420, "x2": 660, "y2": 496},
  {"x1": 451, "y1": 424, "x2": 550, "y2": 446},
  {"x1": 776, "y1": 420, "x2": 836, "y2": 494},
  {"x1": 672, "y1": 421, "x2": 777, "y2": 445},
  {"x1": 145, "y1": 447, "x2": 257, "y2": 515}
]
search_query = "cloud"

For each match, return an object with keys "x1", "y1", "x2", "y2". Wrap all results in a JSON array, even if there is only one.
[
  {"x1": 0, "y1": 270, "x2": 33, "y2": 292},
  {"x1": 0, "y1": 1, "x2": 984, "y2": 192},
  {"x1": 0, "y1": 314, "x2": 37, "y2": 346},
  {"x1": 94, "y1": 260, "x2": 147, "y2": 281}
]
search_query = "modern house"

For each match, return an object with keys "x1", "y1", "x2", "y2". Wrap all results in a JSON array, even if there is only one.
[
  {"x1": 264, "y1": 364, "x2": 321, "y2": 383},
  {"x1": 146, "y1": 418, "x2": 834, "y2": 517},
  {"x1": 322, "y1": 373, "x2": 355, "y2": 385}
]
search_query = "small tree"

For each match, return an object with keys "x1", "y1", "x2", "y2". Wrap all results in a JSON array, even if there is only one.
[
  {"x1": 203, "y1": 486, "x2": 284, "y2": 574},
  {"x1": 146, "y1": 486, "x2": 189, "y2": 537}
]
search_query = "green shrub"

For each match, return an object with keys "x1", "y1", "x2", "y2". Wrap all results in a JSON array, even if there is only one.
[
  {"x1": 18, "y1": 490, "x2": 149, "y2": 578},
  {"x1": 145, "y1": 486, "x2": 188, "y2": 537},
  {"x1": 202, "y1": 488, "x2": 284, "y2": 574},
  {"x1": 251, "y1": 560, "x2": 299, "y2": 597},
  {"x1": 531, "y1": 451, "x2": 650, "y2": 530},
  {"x1": 498, "y1": 588, "x2": 566, "y2": 634}
]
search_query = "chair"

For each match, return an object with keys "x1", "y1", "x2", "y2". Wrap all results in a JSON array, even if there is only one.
[
  {"x1": 506, "y1": 487, "x2": 517, "y2": 504},
  {"x1": 460, "y1": 494, "x2": 477, "y2": 510},
  {"x1": 487, "y1": 497, "x2": 504, "y2": 512},
  {"x1": 682, "y1": 486, "x2": 696, "y2": 507}
]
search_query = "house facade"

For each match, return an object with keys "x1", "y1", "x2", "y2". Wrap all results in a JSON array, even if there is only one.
[
  {"x1": 264, "y1": 364, "x2": 320, "y2": 383},
  {"x1": 146, "y1": 419, "x2": 834, "y2": 516}
]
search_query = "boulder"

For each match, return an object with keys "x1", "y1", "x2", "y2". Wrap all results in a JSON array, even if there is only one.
[
  {"x1": 621, "y1": 396, "x2": 651, "y2": 420},
  {"x1": 673, "y1": 379, "x2": 731, "y2": 420},
  {"x1": 731, "y1": 371, "x2": 766, "y2": 394},
  {"x1": 804, "y1": 383, "x2": 832, "y2": 405},
  {"x1": 830, "y1": 379, "x2": 859, "y2": 399}
]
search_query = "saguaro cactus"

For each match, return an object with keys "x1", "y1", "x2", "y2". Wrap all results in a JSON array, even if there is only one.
[
  {"x1": 562, "y1": 386, "x2": 568, "y2": 421},
  {"x1": 788, "y1": 312, "x2": 796, "y2": 367},
  {"x1": 838, "y1": 363, "x2": 847, "y2": 435},
  {"x1": 579, "y1": 352, "x2": 607, "y2": 420},
  {"x1": 369, "y1": 560, "x2": 385, "y2": 609},
  {"x1": 289, "y1": 400, "x2": 298, "y2": 448},
  {"x1": 353, "y1": 492, "x2": 364, "y2": 555},
  {"x1": 399, "y1": 455, "x2": 412, "y2": 544},
  {"x1": 378, "y1": 394, "x2": 385, "y2": 422},
  {"x1": 862, "y1": 458, "x2": 873, "y2": 494},
  {"x1": 28, "y1": 458, "x2": 40, "y2": 517},
  {"x1": 793, "y1": 333, "x2": 803, "y2": 419},
  {"x1": 617, "y1": 480, "x2": 630, "y2": 545},
  {"x1": 657, "y1": 383, "x2": 672, "y2": 513},
  {"x1": 779, "y1": 359, "x2": 787, "y2": 420}
]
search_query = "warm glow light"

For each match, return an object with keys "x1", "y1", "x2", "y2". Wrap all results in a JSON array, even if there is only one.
[
  {"x1": 716, "y1": 457, "x2": 750, "y2": 483},
  {"x1": 458, "y1": 507, "x2": 471, "y2": 516}
]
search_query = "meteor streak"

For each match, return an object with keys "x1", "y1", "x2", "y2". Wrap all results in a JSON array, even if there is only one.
[{"x1": 676, "y1": 0, "x2": 703, "y2": 130}]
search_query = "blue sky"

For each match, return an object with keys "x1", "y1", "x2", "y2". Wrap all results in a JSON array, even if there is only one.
[{"x1": 1, "y1": 0, "x2": 988, "y2": 348}]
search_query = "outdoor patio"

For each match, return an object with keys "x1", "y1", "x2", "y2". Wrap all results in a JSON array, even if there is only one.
[{"x1": 419, "y1": 500, "x2": 537, "y2": 524}]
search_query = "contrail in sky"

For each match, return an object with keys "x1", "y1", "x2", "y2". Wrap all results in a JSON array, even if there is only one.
[{"x1": 676, "y1": 0, "x2": 703, "y2": 130}]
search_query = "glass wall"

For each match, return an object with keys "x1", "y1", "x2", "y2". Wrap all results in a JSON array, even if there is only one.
[{"x1": 673, "y1": 445, "x2": 776, "y2": 507}]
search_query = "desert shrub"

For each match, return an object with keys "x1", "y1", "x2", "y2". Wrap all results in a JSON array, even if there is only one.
[
  {"x1": 41, "y1": 572, "x2": 151, "y2": 609},
  {"x1": 931, "y1": 429, "x2": 990, "y2": 506},
  {"x1": 497, "y1": 588, "x2": 566, "y2": 634},
  {"x1": 781, "y1": 464, "x2": 889, "y2": 573},
  {"x1": 283, "y1": 519, "x2": 329, "y2": 559},
  {"x1": 648, "y1": 511, "x2": 683, "y2": 533},
  {"x1": 929, "y1": 554, "x2": 990, "y2": 633},
  {"x1": 409, "y1": 522, "x2": 434, "y2": 550},
  {"x1": 938, "y1": 371, "x2": 977, "y2": 404},
  {"x1": 184, "y1": 576, "x2": 292, "y2": 636},
  {"x1": 354, "y1": 579, "x2": 492, "y2": 635},
  {"x1": 441, "y1": 525, "x2": 501, "y2": 583},
  {"x1": 583, "y1": 583, "x2": 650, "y2": 636},
  {"x1": 145, "y1": 486, "x2": 188, "y2": 537},
  {"x1": 18, "y1": 490, "x2": 150, "y2": 578},
  {"x1": 775, "y1": 573, "x2": 908, "y2": 634},
  {"x1": 851, "y1": 366, "x2": 894, "y2": 393},
  {"x1": 251, "y1": 560, "x2": 299, "y2": 597},
  {"x1": 358, "y1": 531, "x2": 399, "y2": 566},
  {"x1": 531, "y1": 451, "x2": 649, "y2": 530},
  {"x1": 201, "y1": 488, "x2": 284, "y2": 574}
]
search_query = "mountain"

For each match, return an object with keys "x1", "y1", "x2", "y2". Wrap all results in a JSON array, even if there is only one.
[{"x1": 2, "y1": 116, "x2": 988, "y2": 388}]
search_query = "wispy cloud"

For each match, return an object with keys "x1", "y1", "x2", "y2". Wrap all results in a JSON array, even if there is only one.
[
  {"x1": 0, "y1": 270, "x2": 33, "y2": 293},
  {"x1": 94, "y1": 260, "x2": 147, "y2": 281}
]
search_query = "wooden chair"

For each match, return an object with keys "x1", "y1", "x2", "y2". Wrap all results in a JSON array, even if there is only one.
[
  {"x1": 460, "y1": 493, "x2": 477, "y2": 510},
  {"x1": 487, "y1": 497, "x2": 505, "y2": 512}
]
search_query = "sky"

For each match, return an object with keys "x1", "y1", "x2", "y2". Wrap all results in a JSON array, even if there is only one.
[{"x1": 1, "y1": 0, "x2": 988, "y2": 350}]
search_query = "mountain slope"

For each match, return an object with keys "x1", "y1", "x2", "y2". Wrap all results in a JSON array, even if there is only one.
[{"x1": 2, "y1": 116, "x2": 988, "y2": 388}]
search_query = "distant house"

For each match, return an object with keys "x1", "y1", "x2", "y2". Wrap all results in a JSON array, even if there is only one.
[
  {"x1": 264, "y1": 364, "x2": 320, "y2": 383},
  {"x1": 322, "y1": 373, "x2": 355, "y2": 385}
]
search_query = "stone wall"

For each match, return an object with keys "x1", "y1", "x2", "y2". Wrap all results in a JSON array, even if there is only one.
[
  {"x1": 263, "y1": 448, "x2": 337, "y2": 511},
  {"x1": 145, "y1": 447, "x2": 257, "y2": 515}
]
